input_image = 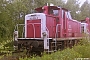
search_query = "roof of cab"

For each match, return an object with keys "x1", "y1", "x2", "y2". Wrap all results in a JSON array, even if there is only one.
[{"x1": 35, "y1": 6, "x2": 68, "y2": 11}]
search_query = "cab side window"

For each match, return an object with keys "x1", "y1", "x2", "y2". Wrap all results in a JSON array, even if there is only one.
[
  {"x1": 49, "y1": 9, "x2": 59, "y2": 16},
  {"x1": 53, "y1": 10, "x2": 59, "y2": 16}
]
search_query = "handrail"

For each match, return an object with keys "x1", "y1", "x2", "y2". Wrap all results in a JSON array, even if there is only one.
[
  {"x1": 15, "y1": 23, "x2": 41, "y2": 38},
  {"x1": 46, "y1": 27, "x2": 49, "y2": 52},
  {"x1": 16, "y1": 24, "x2": 25, "y2": 38},
  {"x1": 46, "y1": 27, "x2": 49, "y2": 45},
  {"x1": 22, "y1": 26, "x2": 25, "y2": 38},
  {"x1": 55, "y1": 24, "x2": 61, "y2": 38},
  {"x1": 55, "y1": 24, "x2": 61, "y2": 51}
]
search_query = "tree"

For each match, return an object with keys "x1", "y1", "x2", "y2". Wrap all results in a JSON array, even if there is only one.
[
  {"x1": 80, "y1": 0, "x2": 90, "y2": 20},
  {"x1": 48, "y1": 0, "x2": 65, "y2": 7},
  {"x1": 64, "y1": 0, "x2": 80, "y2": 20},
  {"x1": 0, "y1": 0, "x2": 10, "y2": 38}
]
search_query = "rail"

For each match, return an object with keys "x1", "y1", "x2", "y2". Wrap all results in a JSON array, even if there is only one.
[
  {"x1": 22, "y1": 26, "x2": 25, "y2": 37},
  {"x1": 15, "y1": 24, "x2": 25, "y2": 38},
  {"x1": 55, "y1": 24, "x2": 61, "y2": 38},
  {"x1": 55, "y1": 24, "x2": 61, "y2": 51},
  {"x1": 46, "y1": 27, "x2": 49, "y2": 52},
  {"x1": 14, "y1": 23, "x2": 41, "y2": 38}
]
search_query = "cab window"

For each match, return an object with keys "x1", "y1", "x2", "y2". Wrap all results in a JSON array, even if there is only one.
[
  {"x1": 67, "y1": 12, "x2": 72, "y2": 19},
  {"x1": 49, "y1": 9, "x2": 59, "y2": 16},
  {"x1": 53, "y1": 10, "x2": 59, "y2": 16}
]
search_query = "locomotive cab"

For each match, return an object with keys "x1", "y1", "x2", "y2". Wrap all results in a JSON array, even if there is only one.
[{"x1": 35, "y1": 6, "x2": 59, "y2": 16}]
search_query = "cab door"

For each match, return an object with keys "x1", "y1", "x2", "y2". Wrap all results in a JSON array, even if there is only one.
[{"x1": 53, "y1": 17, "x2": 61, "y2": 38}]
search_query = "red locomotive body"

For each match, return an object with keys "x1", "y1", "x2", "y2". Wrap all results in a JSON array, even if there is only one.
[
  {"x1": 13, "y1": 6, "x2": 89, "y2": 53},
  {"x1": 81, "y1": 17, "x2": 90, "y2": 35},
  {"x1": 67, "y1": 20, "x2": 81, "y2": 37}
]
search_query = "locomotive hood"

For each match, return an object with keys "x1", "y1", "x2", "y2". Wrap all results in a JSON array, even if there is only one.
[
  {"x1": 25, "y1": 13, "x2": 45, "y2": 20},
  {"x1": 25, "y1": 13, "x2": 46, "y2": 38}
]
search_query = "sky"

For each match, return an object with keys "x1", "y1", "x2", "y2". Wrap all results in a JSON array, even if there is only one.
[
  {"x1": 79, "y1": 0, "x2": 86, "y2": 5},
  {"x1": 79, "y1": 0, "x2": 90, "y2": 7},
  {"x1": 64, "y1": 0, "x2": 90, "y2": 6}
]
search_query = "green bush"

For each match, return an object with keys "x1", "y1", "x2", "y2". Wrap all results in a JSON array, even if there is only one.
[
  {"x1": 20, "y1": 38, "x2": 90, "y2": 60},
  {"x1": 20, "y1": 48, "x2": 82, "y2": 60},
  {"x1": 73, "y1": 45, "x2": 90, "y2": 58}
]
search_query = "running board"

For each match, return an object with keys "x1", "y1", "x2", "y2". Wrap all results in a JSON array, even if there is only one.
[{"x1": 53, "y1": 37, "x2": 82, "y2": 41}]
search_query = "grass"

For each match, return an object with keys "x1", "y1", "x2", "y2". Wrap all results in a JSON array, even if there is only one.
[
  {"x1": 20, "y1": 44, "x2": 90, "y2": 60},
  {"x1": 0, "y1": 38, "x2": 13, "y2": 55},
  {"x1": 0, "y1": 37, "x2": 90, "y2": 60},
  {"x1": 20, "y1": 47, "x2": 82, "y2": 60},
  {"x1": 0, "y1": 38, "x2": 13, "y2": 59},
  {"x1": 20, "y1": 38, "x2": 90, "y2": 60}
]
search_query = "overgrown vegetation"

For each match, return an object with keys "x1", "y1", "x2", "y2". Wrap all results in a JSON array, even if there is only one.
[
  {"x1": 0, "y1": 39, "x2": 13, "y2": 52},
  {"x1": 0, "y1": 38, "x2": 90, "y2": 60},
  {"x1": 0, "y1": 36, "x2": 90, "y2": 60},
  {"x1": 19, "y1": 38, "x2": 90, "y2": 60}
]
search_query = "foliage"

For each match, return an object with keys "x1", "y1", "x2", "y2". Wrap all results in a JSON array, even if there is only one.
[
  {"x1": 64, "y1": 0, "x2": 80, "y2": 20},
  {"x1": 48, "y1": 0, "x2": 65, "y2": 7},
  {"x1": 0, "y1": 39, "x2": 13, "y2": 51},
  {"x1": 80, "y1": 0, "x2": 90, "y2": 20},
  {"x1": 19, "y1": 39, "x2": 90, "y2": 60},
  {"x1": 73, "y1": 45, "x2": 90, "y2": 58},
  {"x1": 0, "y1": 38, "x2": 90, "y2": 60},
  {"x1": 19, "y1": 48, "x2": 82, "y2": 60}
]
